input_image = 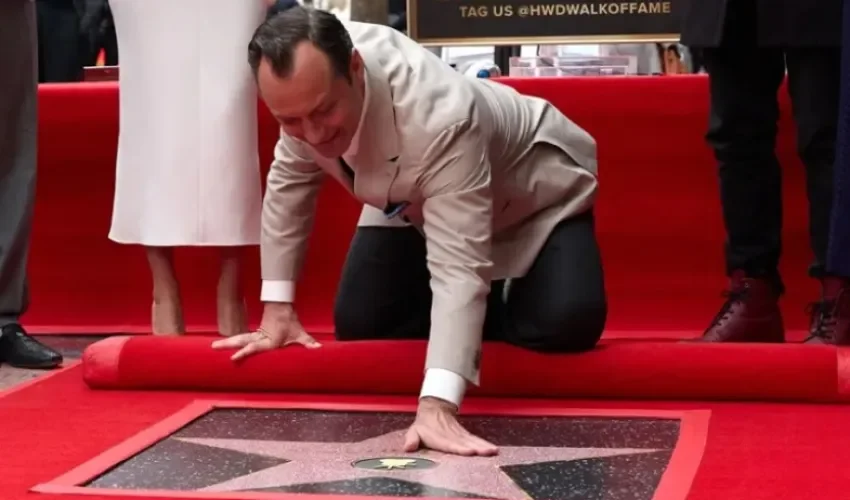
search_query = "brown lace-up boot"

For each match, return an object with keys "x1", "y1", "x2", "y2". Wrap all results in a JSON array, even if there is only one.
[
  {"x1": 699, "y1": 271, "x2": 785, "y2": 343},
  {"x1": 805, "y1": 277, "x2": 850, "y2": 345}
]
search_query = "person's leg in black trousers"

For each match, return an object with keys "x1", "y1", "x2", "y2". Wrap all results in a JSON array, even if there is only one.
[
  {"x1": 828, "y1": 0, "x2": 850, "y2": 282},
  {"x1": 784, "y1": 48, "x2": 850, "y2": 343},
  {"x1": 696, "y1": 0, "x2": 794, "y2": 343},
  {"x1": 816, "y1": 0, "x2": 850, "y2": 344},
  {"x1": 784, "y1": 49, "x2": 839, "y2": 281},
  {"x1": 486, "y1": 211, "x2": 606, "y2": 352},
  {"x1": 705, "y1": 48, "x2": 787, "y2": 290},
  {"x1": 334, "y1": 226, "x2": 432, "y2": 341},
  {"x1": 333, "y1": 212, "x2": 607, "y2": 353},
  {"x1": 35, "y1": 0, "x2": 84, "y2": 83},
  {"x1": 698, "y1": 45, "x2": 788, "y2": 344}
]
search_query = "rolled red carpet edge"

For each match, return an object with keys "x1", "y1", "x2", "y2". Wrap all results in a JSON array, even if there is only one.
[{"x1": 82, "y1": 335, "x2": 850, "y2": 403}]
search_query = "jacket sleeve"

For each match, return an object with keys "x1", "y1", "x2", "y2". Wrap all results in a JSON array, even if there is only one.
[
  {"x1": 415, "y1": 118, "x2": 494, "y2": 386},
  {"x1": 260, "y1": 133, "x2": 325, "y2": 284}
]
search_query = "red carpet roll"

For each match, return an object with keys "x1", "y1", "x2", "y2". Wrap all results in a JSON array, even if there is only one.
[{"x1": 82, "y1": 336, "x2": 850, "y2": 403}]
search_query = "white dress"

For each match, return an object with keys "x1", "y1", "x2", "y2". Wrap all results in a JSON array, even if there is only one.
[{"x1": 108, "y1": 0, "x2": 266, "y2": 246}]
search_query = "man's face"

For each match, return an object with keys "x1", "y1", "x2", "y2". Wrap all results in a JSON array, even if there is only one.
[{"x1": 257, "y1": 42, "x2": 365, "y2": 158}]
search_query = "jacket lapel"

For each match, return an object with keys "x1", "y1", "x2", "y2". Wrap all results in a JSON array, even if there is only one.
[{"x1": 347, "y1": 53, "x2": 402, "y2": 211}]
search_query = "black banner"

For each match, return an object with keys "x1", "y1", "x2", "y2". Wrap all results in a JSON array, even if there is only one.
[{"x1": 408, "y1": 0, "x2": 684, "y2": 45}]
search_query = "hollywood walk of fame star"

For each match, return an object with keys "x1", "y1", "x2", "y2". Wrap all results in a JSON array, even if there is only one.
[{"x1": 177, "y1": 430, "x2": 661, "y2": 500}]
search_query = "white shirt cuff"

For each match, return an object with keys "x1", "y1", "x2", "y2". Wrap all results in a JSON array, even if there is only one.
[
  {"x1": 419, "y1": 368, "x2": 466, "y2": 408},
  {"x1": 260, "y1": 280, "x2": 296, "y2": 303}
]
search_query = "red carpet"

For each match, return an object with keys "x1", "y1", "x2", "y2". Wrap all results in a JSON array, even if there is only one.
[
  {"x1": 29, "y1": 76, "x2": 816, "y2": 335},
  {"x1": 2, "y1": 363, "x2": 849, "y2": 500},
  {"x1": 14, "y1": 76, "x2": 834, "y2": 500},
  {"x1": 82, "y1": 336, "x2": 850, "y2": 404}
]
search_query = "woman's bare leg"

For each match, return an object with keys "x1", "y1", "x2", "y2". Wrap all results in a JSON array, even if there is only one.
[
  {"x1": 145, "y1": 246, "x2": 185, "y2": 335},
  {"x1": 217, "y1": 247, "x2": 247, "y2": 336}
]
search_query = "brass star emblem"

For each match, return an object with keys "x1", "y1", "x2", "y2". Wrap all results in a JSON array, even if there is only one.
[
  {"x1": 353, "y1": 456, "x2": 437, "y2": 470},
  {"x1": 378, "y1": 458, "x2": 417, "y2": 469}
]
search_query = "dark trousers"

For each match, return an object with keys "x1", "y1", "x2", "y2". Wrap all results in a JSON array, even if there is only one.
[
  {"x1": 0, "y1": 1, "x2": 38, "y2": 326},
  {"x1": 704, "y1": 48, "x2": 838, "y2": 290},
  {"x1": 826, "y1": 0, "x2": 850, "y2": 278},
  {"x1": 333, "y1": 211, "x2": 607, "y2": 352},
  {"x1": 36, "y1": 0, "x2": 84, "y2": 82},
  {"x1": 702, "y1": 0, "x2": 839, "y2": 291}
]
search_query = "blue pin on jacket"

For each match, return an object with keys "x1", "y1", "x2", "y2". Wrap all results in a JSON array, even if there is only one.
[
  {"x1": 464, "y1": 61, "x2": 502, "y2": 79},
  {"x1": 384, "y1": 202, "x2": 409, "y2": 219}
]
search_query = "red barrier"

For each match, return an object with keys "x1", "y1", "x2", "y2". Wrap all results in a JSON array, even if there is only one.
[{"x1": 29, "y1": 77, "x2": 813, "y2": 335}]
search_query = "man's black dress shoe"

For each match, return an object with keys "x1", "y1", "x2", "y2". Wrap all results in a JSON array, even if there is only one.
[{"x1": 0, "y1": 323, "x2": 63, "y2": 369}]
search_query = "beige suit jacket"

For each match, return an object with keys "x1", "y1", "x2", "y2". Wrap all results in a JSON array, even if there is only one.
[{"x1": 261, "y1": 22, "x2": 599, "y2": 386}]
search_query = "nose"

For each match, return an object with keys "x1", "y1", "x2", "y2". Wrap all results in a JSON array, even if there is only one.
[{"x1": 303, "y1": 120, "x2": 326, "y2": 145}]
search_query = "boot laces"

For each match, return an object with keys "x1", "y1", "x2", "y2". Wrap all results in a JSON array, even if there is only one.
[
  {"x1": 805, "y1": 300, "x2": 837, "y2": 342},
  {"x1": 707, "y1": 287, "x2": 748, "y2": 329}
]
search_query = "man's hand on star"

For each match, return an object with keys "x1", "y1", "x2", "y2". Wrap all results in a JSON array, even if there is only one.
[{"x1": 403, "y1": 397, "x2": 498, "y2": 456}]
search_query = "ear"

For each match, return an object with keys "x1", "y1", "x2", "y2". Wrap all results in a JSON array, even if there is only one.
[{"x1": 350, "y1": 49, "x2": 364, "y2": 77}]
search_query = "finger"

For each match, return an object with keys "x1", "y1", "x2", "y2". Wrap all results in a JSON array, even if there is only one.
[
  {"x1": 230, "y1": 341, "x2": 265, "y2": 362},
  {"x1": 297, "y1": 331, "x2": 322, "y2": 348},
  {"x1": 402, "y1": 427, "x2": 421, "y2": 452},
  {"x1": 447, "y1": 421, "x2": 498, "y2": 456},
  {"x1": 419, "y1": 426, "x2": 477, "y2": 456},
  {"x1": 439, "y1": 437, "x2": 478, "y2": 456},
  {"x1": 211, "y1": 334, "x2": 254, "y2": 349},
  {"x1": 286, "y1": 331, "x2": 322, "y2": 349},
  {"x1": 464, "y1": 434, "x2": 499, "y2": 456}
]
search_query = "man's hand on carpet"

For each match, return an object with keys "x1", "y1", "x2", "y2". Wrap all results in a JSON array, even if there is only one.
[
  {"x1": 211, "y1": 303, "x2": 321, "y2": 361},
  {"x1": 403, "y1": 397, "x2": 498, "y2": 456}
]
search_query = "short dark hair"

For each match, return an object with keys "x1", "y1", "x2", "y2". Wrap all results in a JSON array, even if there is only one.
[{"x1": 248, "y1": 6, "x2": 354, "y2": 82}]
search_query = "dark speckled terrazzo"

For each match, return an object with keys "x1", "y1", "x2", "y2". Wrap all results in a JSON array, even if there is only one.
[
  {"x1": 85, "y1": 409, "x2": 685, "y2": 500},
  {"x1": 88, "y1": 439, "x2": 289, "y2": 491}
]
